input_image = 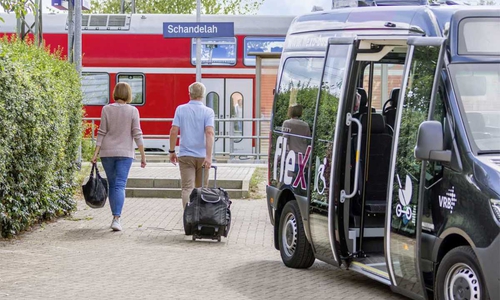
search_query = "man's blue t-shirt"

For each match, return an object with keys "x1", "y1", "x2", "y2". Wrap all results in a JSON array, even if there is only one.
[{"x1": 172, "y1": 100, "x2": 215, "y2": 158}]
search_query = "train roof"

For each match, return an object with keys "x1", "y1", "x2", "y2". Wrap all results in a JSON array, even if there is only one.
[
  {"x1": 0, "y1": 13, "x2": 295, "y2": 35},
  {"x1": 287, "y1": 5, "x2": 500, "y2": 38}
]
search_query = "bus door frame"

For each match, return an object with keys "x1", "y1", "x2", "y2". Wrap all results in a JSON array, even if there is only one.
[
  {"x1": 311, "y1": 36, "x2": 358, "y2": 266},
  {"x1": 385, "y1": 36, "x2": 445, "y2": 300}
]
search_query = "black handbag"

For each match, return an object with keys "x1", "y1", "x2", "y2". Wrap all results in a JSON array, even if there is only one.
[{"x1": 82, "y1": 163, "x2": 108, "y2": 208}]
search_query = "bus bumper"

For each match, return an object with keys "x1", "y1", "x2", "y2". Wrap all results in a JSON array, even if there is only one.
[
  {"x1": 475, "y1": 234, "x2": 500, "y2": 300},
  {"x1": 266, "y1": 185, "x2": 279, "y2": 226}
]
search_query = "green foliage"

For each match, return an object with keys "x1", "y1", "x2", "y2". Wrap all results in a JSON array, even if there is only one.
[
  {"x1": 87, "y1": 0, "x2": 264, "y2": 14},
  {"x1": 0, "y1": 36, "x2": 83, "y2": 238},
  {"x1": 0, "y1": 0, "x2": 36, "y2": 21},
  {"x1": 81, "y1": 122, "x2": 98, "y2": 162}
]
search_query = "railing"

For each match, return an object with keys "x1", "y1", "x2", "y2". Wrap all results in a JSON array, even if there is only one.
[{"x1": 83, "y1": 117, "x2": 271, "y2": 160}]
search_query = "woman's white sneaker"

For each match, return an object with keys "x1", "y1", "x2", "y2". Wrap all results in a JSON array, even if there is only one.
[{"x1": 111, "y1": 218, "x2": 122, "y2": 231}]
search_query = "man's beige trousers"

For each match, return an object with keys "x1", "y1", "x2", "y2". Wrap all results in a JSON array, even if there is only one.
[{"x1": 178, "y1": 156, "x2": 209, "y2": 209}]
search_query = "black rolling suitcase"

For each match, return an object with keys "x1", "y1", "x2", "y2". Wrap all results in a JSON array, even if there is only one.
[{"x1": 183, "y1": 166, "x2": 232, "y2": 242}]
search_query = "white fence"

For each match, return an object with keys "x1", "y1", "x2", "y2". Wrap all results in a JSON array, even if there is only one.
[{"x1": 83, "y1": 117, "x2": 271, "y2": 160}]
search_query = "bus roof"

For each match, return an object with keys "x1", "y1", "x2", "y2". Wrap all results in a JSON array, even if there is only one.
[{"x1": 287, "y1": 5, "x2": 473, "y2": 38}]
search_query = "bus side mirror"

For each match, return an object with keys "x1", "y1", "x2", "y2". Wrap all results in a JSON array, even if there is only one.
[{"x1": 414, "y1": 121, "x2": 452, "y2": 163}]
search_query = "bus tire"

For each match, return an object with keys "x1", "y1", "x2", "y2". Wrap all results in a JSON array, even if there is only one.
[
  {"x1": 278, "y1": 200, "x2": 315, "y2": 269},
  {"x1": 435, "y1": 246, "x2": 489, "y2": 300}
]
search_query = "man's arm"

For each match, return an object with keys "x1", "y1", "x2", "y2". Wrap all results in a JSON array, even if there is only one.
[
  {"x1": 204, "y1": 126, "x2": 215, "y2": 168},
  {"x1": 169, "y1": 125, "x2": 179, "y2": 165}
]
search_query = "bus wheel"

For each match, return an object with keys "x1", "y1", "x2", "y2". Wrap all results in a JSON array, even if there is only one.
[
  {"x1": 435, "y1": 246, "x2": 489, "y2": 300},
  {"x1": 278, "y1": 200, "x2": 315, "y2": 269}
]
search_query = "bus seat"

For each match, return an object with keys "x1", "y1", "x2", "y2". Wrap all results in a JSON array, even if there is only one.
[
  {"x1": 355, "y1": 88, "x2": 376, "y2": 116},
  {"x1": 351, "y1": 113, "x2": 392, "y2": 225},
  {"x1": 383, "y1": 88, "x2": 400, "y2": 129}
]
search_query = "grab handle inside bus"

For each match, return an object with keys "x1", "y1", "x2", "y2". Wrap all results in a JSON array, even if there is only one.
[{"x1": 340, "y1": 113, "x2": 362, "y2": 204}]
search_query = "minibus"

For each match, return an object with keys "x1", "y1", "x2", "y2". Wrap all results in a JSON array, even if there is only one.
[{"x1": 266, "y1": 4, "x2": 500, "y2": 300}]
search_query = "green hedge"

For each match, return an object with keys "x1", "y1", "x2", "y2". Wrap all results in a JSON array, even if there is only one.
[{"x1": 0, "y1": 37, "x2": 83, "y2": 238}]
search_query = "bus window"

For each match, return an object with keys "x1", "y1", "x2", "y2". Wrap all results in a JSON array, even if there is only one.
[
  {"x1": 389, "y1": 45, "x2": 440, "y2": 291},
  {"x1": 309, "y1": 45, "x2": 350, "y2": 206},
  {"x1": 81, "y1": 73, "x2": 109, "y2": 105},
  {"x1": 363, "y1": 63, "x2": 404, "y2": 111},
  {"x1": 244, "y1": 37, "x2": 285, "y2": 66},
  {"x1": 451, "y1": 63, "x2": 500, "y2": 152},
  {"x1": 191, "y1": 38, "x2": 236, "y2": 66},
  {"x1": 273, "y1": 57, "x2": 323, "y2": 133},
  {"x1": 117, "y1": 74, "x2": 145, "y2": 105},
  {"x1": 270, "y1": 57, "x2": 321, "y2": 188}
]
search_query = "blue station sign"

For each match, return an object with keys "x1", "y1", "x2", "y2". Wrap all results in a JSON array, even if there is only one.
[{"x1": 163, "y1": 22, "x2": 234, "y2": 38}]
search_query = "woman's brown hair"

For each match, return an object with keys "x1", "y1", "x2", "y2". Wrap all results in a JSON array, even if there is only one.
[{"x1": 113, "y1": 82, "x2": 132, "y2": 103}]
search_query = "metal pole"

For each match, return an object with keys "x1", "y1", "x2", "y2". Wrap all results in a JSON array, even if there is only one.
[
  {"x1": 195, "y1": 0, "x2": 201, "y2": 83},
  {"x1": 255, "y1": 56, "x2": 262, "y2": 160},
  {"x1": 34, "y1": 0, "x2": 42, "y2": 46},
  {"x1": 74, "y1": 0, "x2": 82, "y2": 74},
  {"x1": 381, "y1": 64, "x2": 388, "y2": 104},
  {"x1": 67, "y1": 0, "x2": 74, "y2": 63}
]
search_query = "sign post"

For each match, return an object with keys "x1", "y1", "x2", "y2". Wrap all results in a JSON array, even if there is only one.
[{"x1": 196, "y1": 0, "x2": 201, "y2": 83}]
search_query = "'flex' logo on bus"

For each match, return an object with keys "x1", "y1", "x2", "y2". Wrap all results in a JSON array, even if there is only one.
[{"x1": 273, "y1": 136, "x2": 311, "y2": 189}]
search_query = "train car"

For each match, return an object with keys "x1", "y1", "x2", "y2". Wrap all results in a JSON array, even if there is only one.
[{"x1": 0, "y1": 13, "x2": 294, "y2": 154}]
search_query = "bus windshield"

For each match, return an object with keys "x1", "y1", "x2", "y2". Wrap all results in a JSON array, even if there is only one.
[{"x1": 450, "y1": 63, "x2": 500, "y2": 152}]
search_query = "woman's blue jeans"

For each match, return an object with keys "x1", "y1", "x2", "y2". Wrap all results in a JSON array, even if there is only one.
[{"x1": 100, "y1": 157, "x2": 133, "y2": 217}]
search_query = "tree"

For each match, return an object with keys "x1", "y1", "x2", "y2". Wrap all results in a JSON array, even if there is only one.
[
  {"x1": 87, "y1": 0, "x2": 264, "y2": 14},
  {"x1": 0, "y1": 0, "x2": 34, "y2": 20}
]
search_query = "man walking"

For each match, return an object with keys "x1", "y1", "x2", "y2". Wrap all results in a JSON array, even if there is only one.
[{"x1": 169, "y1": 82, "x2": 215, "y2": 209}]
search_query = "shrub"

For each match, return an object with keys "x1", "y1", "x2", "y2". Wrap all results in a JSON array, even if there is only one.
[{"x1": 0, "y1": 36, "x2": 83, "y2": 238}]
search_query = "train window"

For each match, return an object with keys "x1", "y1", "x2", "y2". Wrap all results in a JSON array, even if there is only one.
[
  {"x1": 206, "y1": 92, "x2": 220, "y2": 135},
  {"x1": 191, "y1": 38, "x2": 236, "y2": 66},
  {"x1": 81, "y1": 73, "x2": 109, "y2": 105},
  {"x1": 244, "y1": 37, "x2": 285, "y2": 66},
  {"x1": 116, "y1": 74, "x2": 145, "y2": 105}
]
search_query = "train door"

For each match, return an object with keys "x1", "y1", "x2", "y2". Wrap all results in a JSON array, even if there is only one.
[
  {"x1": 385, "y1": 37, "x2": 445, "y2": 300},
  {"x1": 203, "y1": 78, "x2": 253, "y2": 157},
  {"x1": 203, "y1": 79, "x2": 225, "y2": 154}
]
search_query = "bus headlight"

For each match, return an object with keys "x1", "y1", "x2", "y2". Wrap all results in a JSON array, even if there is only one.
[{"x1": 491, "y1": 199, "x2": 500, "y2": 222}]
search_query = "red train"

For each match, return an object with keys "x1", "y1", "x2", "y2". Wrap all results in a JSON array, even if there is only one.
[{"x1": 0, "y1": 13, "x2": 293, "y2": 154}]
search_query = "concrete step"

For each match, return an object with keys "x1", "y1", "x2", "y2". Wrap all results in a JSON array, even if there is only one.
[
  {"x1": 127, "y1": 178, "x2": 243, "y2": 189},
  {"x1": 125, "y1": 187, "x2": 248, "y2": 199}
]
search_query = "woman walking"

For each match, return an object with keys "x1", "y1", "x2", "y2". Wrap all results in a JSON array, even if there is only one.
[{"x1": 92, "y1": 82, "x2": 147, "y2": 231}]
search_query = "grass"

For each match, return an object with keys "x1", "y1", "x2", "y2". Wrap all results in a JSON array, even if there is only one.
[{"x1": 249, "y1": 167, "x2": 267, "y2": 199}]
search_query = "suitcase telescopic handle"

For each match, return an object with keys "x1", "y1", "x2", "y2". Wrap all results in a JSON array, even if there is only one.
[{"x1": 202, "y1": 165, "x2": 217, "y2": 188}]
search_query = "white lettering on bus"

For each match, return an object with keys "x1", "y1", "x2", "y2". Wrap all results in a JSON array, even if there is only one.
[
  {"x1": 168, "y1": 24, "x2": 218, "y2": 35},
  {"x1": 438, "y1": 187, "x2": 457, "y2": 213},
  {"x1": 273, "y1": 136, "x2": 295, "y2": 183},
  {"x1": 284, "y1": 150, "x2": 296, "y2": 185},
  {"x1": 273, "y1": 136, "x2": 285, "y2": 181},
  {"x1": 273, "y1": 136, "x2": 311, "y2": 189}
]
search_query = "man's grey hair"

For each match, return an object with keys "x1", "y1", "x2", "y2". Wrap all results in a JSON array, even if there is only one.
[{"x1": 189, "y1": 82, "x2": 206, "y2": 100}]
